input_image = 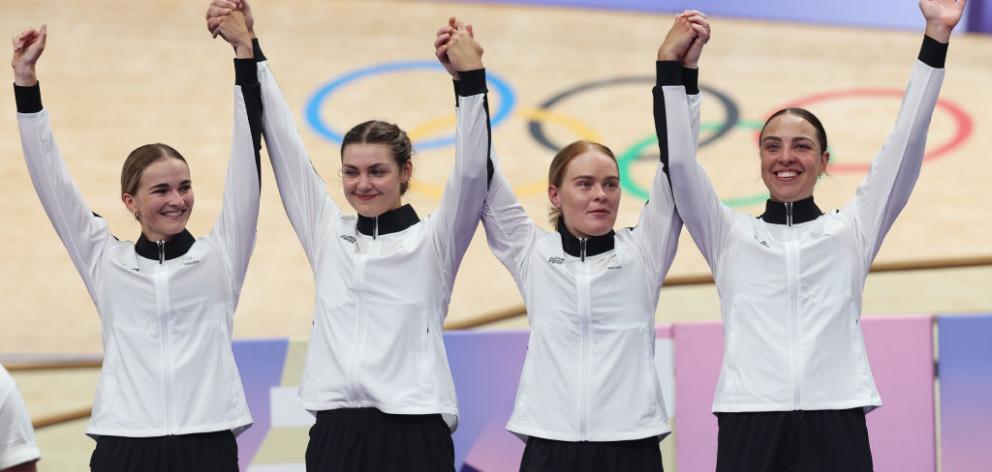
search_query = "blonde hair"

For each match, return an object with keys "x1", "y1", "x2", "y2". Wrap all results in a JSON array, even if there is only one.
[{"x1": 547, "y1": 140, "x2": 618, "y2": 227}]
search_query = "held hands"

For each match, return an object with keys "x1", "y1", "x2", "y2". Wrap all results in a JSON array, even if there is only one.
[
  {"x1": 435, "y1": 17, "x2": 484, "y2": 80},
  {"x1": 206, "y1": 0, "x2": 254, "y2": 58},
  {"x1": 920, "y1": 0, "x2": 967, "y2": 43},
  {"x1": 657, "y1": 14, "x2": 699, "y2": 63},
  {"x1": 11, "y1": 25, "x2": 46, "y2": 86},
  {"x1": 679, "y1": 10, "x2": 710, "y2": 69}
]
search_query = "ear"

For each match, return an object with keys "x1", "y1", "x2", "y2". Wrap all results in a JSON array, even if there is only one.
[
  {"x1": 122, "y1": 193, "x2": 139, "y2": 219},
  {"x1": 548, "y1": 185, "x2": 561, "y2": 209},
  {"x1": 819, "y1": 151, "x2": 830, "y2": 173},
  {"x1": 400, "y1": 160, "x2": 413, "y2": 183}
]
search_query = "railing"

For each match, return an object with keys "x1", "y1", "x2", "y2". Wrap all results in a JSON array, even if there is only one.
[
  {"x1": 7, "y1": 254, "x2": 990, "y2": 429},
  {"x1": 442, "y1": 255, "x2": 992, "y2": 329}
]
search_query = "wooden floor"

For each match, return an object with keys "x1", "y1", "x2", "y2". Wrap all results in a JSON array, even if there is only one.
[
  {"x1": 3, "y1": 1, "x2": 991, "y2": 469},
  {"x1": 1, "y1": 0, "x2": 990, "y2": 353}
]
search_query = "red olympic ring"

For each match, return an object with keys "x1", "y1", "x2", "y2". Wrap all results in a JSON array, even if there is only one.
[{"x1": 758, "y1": 88, "x2": 973, "y2": 173}]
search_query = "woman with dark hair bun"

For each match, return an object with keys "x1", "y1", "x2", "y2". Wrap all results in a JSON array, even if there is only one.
[
  {"x1": 463, "y1": 14, "x2": 708, "y2": 472},
  {"x1": 658, "y1": 2, "x2": 967, "y2": 471},
  {"x1": 207, "y1": 2, "x2": 496, "y2": 470},
  {"x1": 13, "y1": 10, "x2": 262, "y2": 472}
]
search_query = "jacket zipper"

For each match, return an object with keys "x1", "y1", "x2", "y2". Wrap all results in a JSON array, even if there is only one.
[
  {"x1": 154, "y1": 240, "x2": 173, "y2": 432},
  {"x1": 578, "y1": 238, "x2": 589, "y2": 439},
  {"x1": 373, "y1": 216, "x2": 379, "y2": 240},
  {"x1": 785, "y1": 201, "x2": 794, "y2": 227},
  {"x1": 785, "y1": 223, "x2": 801, "y2": 409}
]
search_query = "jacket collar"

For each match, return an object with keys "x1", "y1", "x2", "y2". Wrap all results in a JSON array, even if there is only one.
[
  {"x1": 356, "y1": 204, "x2": 420, "y2": 237},
  {"x1": 760, "y1": 196, "x2": 823, "y2": 226},
  {"x1": 557, "y1": 219, "x2": 615, "y2": 259},
  {"x1": 134, "y1": 229, "x2": 196, "y2": 262}
]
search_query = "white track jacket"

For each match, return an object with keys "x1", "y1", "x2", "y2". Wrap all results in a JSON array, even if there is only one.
[
  {"x1": 482, "y1": 69, "x2": 699, "y2": 442},
  {"x1": 256, "y1": 58, "x2": 493, "y2": 430},
  {"x1": 16, "y1": 60, "x2": 262, "y2": 437},
  {"x1": 659, "y1": 38, "x2": 947, "y2": 413}
]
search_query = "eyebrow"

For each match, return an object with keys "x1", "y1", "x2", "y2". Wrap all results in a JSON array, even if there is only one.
[
  {"x1": 149, "y1": 180, "x2": 191, "y2": 190},
  {"x1": 571, "y1": 175, "x2": 619, "y2": 181}
]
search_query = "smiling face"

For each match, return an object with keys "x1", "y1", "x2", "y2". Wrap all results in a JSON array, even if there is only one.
[
  {"x1": 759, "y1": 112, "x2": 830, "y2": 203},
  {"x1": 549, "y1": 149, "x2": 621, "y2": 238},
  {"x1": 122, "y1": 157, "x2": 193, "y2": 241},
  {"x1": 341, "y1": 142, "x2": 411, "y2": 218}
]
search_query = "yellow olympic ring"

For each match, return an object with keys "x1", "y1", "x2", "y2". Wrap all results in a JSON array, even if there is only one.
[{"x1": 407, "y1": 108, "x2": 602, "y2": 199}]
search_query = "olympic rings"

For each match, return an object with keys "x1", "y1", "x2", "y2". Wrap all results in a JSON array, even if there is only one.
[
  {"x1": 762, "y1": 88, "x2": 973, "y2": 173},
  {"x1": 527, "y1": 78, "x2": 740, "y2": 157},
  {"x1": 304, "y1": 61, "x2": 516, "y2": 150},
  {"x1": 305, "y1": 64, "x2": 973, "y2": 205},
  {"x1": 616, "y1": 120, "x2": 770, "y2": 208},
  {"x1": 408, "y1": 108, "x2": 602, "y2": 198}
]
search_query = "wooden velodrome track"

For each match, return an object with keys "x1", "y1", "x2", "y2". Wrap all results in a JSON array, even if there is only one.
[{"x1": 1, "y1": 0, "x2": 991, "y2": 467}]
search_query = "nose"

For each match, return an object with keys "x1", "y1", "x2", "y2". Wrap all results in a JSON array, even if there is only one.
[
  {"x1": 167, "y1": 190, "x2": 185, "y2": 207},
  {"x1": 593, "y1": 184, "x2": 608, "y2": 201},
  {"x1": 356, "y1": 173, "x2": 373, "y2": 191}
]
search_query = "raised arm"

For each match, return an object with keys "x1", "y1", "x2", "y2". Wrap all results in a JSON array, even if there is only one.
[
  {"x1": 430, "y1": 19, "x2": 494, "y2": 288},
  {"x1": 633, "y1": 12, "x2": 709, "y2": 286},
  {"x1": 433, "y1": 21, "x2": 537, "y2": 282},
  {"x1": 14, "y1": 25, "x2": 110, "y2": 299},
  {"x1": 209, "y1": 0, "x2": 341, "y2": 263},
  {"x1": 209, "y1": 10, "x2": 263, "y2": 293},
  {"x1": 846, "y1": 0, "x2": 963, "y2": 267},
  {"x1": 654, "y1": 15, "x2": 732, "y2": 270}
]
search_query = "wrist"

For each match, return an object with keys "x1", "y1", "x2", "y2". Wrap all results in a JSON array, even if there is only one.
[
  {"x1": 924, "y1": 22, "x2": 952, "y2": 43},
  {"x1": 657, "y1": 49, "x2": 680, "y2": 61},
  {"x1": 13, "y1": 67, "x2": 38, "y2": 87},
  {"x1": 233, "y1": 40, "x2": 254, "y2": 59}
]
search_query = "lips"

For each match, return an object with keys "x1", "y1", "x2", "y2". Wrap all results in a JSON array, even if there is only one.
[
  {"x1": 774, "y1": 169, "x2": 802, "y2": 182},
  {"x1": 355, "y1": 194, "x2": 378, "y2": 201},
  {"x1": 160, "y1": 208, "x2": 186, "y2": 218}
]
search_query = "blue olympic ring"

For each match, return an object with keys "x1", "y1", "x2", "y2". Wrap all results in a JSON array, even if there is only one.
[{"x1": 305, "y1": 61, "x2": 516, "y2": 150}]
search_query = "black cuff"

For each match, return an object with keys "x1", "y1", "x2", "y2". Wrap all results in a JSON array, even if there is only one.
[
  {"x1": 919, "y1": 35, "x2": 948, "y2": 69},
  {"x1": 456, "y1": 69, "x2": 487, "y2": 97},
  {"x1": 14, "y1": 83, "x2": 42, "y2": 113},
  {"x1": 682, "y1": 67, "x2": 699, "y2": 95},
  {"x1": 656, "y1": 61, "x2": 683, "y2": 87},
  {"x1": 252, "y1": 38, "x2": 266, "y2": 62},
  {"x1": 234, "y1": 58, "x2": 258, "y2": 86}
]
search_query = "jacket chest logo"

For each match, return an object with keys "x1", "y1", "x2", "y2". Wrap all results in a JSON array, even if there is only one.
[
  {"x1": 753, "y1": 233, "x2": 770, "y2": 248},
  {"x1": 607, "y1": 264, "x2": 623, "y2": 270},
  {"x1": 180, "y1": 256, "x2": 200, "y2": 266},
  {"x1": 340, "y1": 235, "x2": 357, "y2": 244},
  {"x1": 548, "y1": 256, "x2": 565, "y2": 265}
]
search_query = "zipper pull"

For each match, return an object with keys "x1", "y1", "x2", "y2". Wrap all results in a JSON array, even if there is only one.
[
  {"x1": 157, "y1": 240, "x2": 165, "y2": 264},
  {"x1": 580, "y1": 238, "x2": 587, "y2": 262},
  {"x1": 785, "y1": 202, "x2": 794, "y2": 227}
]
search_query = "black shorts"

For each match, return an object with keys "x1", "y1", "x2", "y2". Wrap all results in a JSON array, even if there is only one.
[
  {"x1": 89, "y1": 430, "x2": 237, "y2": 472},
  {"x1": 306, "y1": 407, "x2": 454, "y2": 472},
  {"x1": 519, "y1": 436, "x2": 663, "y2": 472},
  {"x1": 715, "y1": 408, "x2": 873, "y2": 472}
]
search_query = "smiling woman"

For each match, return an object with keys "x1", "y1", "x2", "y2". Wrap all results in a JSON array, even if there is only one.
[
  {"x1": 13, "y1": 9, "x2": 264, "y2": 471},
  {"x1": 657, "y1": 1, "x2": 968, "y2": 471},
  {"x1": 120, "y1": 144, "x2": 194, "y2": 242}
]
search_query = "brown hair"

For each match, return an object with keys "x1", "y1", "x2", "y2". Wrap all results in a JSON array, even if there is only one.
[
  {"x1": 547, "y1": 140, "x2": 618, "y2": 227},
  {"x1": 121, "y1": 143, "x2": 188, "y2": 197},
  {"x1": 760, "y1": 107, "x2": 829, "y2": 154},
  {"x1": 341, "y1": 120, "x2": 413, "y2": 195}
]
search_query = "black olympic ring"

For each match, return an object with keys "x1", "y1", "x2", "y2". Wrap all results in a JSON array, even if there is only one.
[{"x1": 527, "y1": 76, "x2": 740, "y2": 160}]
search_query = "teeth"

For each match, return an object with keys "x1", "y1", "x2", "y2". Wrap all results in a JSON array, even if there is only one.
[{"x1": 777, "y1": 171, "x2": 798, "y2": 178}]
